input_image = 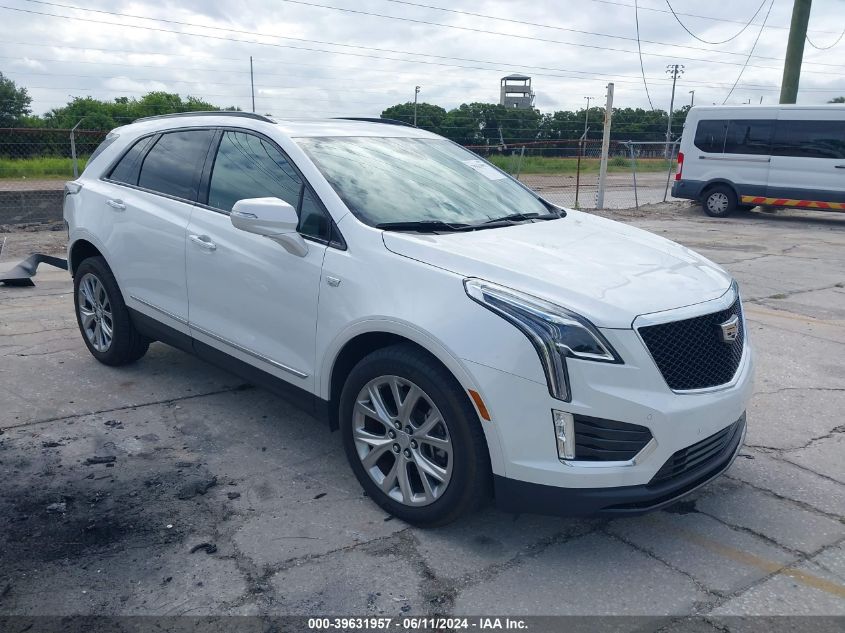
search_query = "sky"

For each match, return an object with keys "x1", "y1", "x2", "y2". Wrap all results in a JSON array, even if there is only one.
[{"x1": 2, "y1": 0, "x2": 844, "y2": 119}]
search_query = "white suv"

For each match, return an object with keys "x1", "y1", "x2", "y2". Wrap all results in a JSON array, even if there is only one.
[{"x1": 64, "y1": 112, "x2": 753, "y2": 526}]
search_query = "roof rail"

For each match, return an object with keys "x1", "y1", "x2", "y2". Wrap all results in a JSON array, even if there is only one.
[
  {"x1": 334, "y1": 117, "x2": 415, "y2": 128},
  {"x1": 134, "y1": 111, "x2": 275, "y2": 123}
]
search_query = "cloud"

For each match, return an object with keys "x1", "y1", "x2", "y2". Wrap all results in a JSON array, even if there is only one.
[{"x1": 1, "y1": 0, "x2": 843, "y2": 119}]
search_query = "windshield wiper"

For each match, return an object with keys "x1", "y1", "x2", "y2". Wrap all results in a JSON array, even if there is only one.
[
  {"x1": 376, "y1": 220, "x2": 472, "y2": 233},
  {"x1": 481, "y1": 211, "x2": 561, "y2": 224}
]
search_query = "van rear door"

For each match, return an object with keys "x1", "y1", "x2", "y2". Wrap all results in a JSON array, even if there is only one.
[{"x1": 767, "y1": 111, "x2": 845, "y2": 206}]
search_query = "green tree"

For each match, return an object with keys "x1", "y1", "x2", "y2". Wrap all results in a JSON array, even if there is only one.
[
  {"x1": 0, "y1": 72, "x2": 32, "y2": 127},
  {"x1": 829, "y1": 96, "x2": 845, "y2": 103},
  {"x1": 381, "y1": 102, "x2": 446, "y2": 132}
]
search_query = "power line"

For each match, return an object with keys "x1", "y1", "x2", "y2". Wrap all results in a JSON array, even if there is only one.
[
  {"x1": 15, "y1": 0, "x2": 845, "y2": 73},
  {"x1": 664, "y1": 0, "x2": 767, "y2": 44},
  {"x1": 723, "y1": 0, "x2": 776, "y2": 104},
  {"x1": 806, "y1": 27, "x2": 845, "y2": 50},
  {"x1": 634, "y1": 0, "x2": 655, "y2": 110},
  {"x1": 589, "y1": 0, "x2": 841, "y2": 34}
]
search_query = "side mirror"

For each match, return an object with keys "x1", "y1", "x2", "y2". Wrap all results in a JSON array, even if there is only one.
[{"x1": 230, "y1": 197, "x2": 308, "y2": 257}]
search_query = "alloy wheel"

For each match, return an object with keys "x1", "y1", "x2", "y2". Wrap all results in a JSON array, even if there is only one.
[
  {"x1": 77, "y1": 273, "x2": 114, "y2": 353},
  {"x1": 352, "y1": 375, "x2": 453, "y2": 507}
]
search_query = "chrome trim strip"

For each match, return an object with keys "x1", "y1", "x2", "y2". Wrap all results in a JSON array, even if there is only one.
[
  {"x1": 698, "y1": 156, "x2": 771, "y2": 163},
  {"x1": 559, "y1": 437, "x2": 658, "y2": 469},
  {"x1": 129, "y1": 295, "x2": 188, "y2": 325},
  {"x1": 633, "y1": 282, "x2": 737, "y2": 329},
  {"x1": 189, "y1": 323, "x2": 308, "y2": 379}
]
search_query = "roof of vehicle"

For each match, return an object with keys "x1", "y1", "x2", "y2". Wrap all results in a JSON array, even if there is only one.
[
  {"x1": 689, "y1": 104, "x2": 845, "y2": 112},
  {"x1": 112, "y1": 111, "x2": 440, "y2": 139}
]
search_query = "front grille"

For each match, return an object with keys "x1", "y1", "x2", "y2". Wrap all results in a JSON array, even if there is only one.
[
  {"x1": 650, "y1": 416, "x2": 745, "y2": 485},
  {"x1": 639, "y1": 297, "x2": 745, "y2": 391},
  {"x1": 574, "y1": 415, "x2": 653, "y2": 461}
]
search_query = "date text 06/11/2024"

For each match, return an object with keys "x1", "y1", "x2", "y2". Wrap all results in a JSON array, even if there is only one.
[{"x1": 307, "y1": 617, "x2": 529, "y2": 630}]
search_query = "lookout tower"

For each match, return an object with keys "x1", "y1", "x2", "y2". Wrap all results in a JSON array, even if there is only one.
[{"x1": 500, "y1": 75, "x2": 534, "y2": 109}]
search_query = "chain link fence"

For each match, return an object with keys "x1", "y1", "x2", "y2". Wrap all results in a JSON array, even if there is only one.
[
  {"x1": 0, "y1": 128, "x2": 681, "y2": 226},
  {"x1": 1, "y1": 127, "x2": 107, "y2": 225},
  {"x1": 470, "y1": 140, "x2": 681, "y2": 210}
]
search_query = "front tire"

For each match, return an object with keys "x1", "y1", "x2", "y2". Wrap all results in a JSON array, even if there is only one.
[
  {"x1": 74, "y1": 256, "x2": 150, "y2": 366},
  {"x1": 340, "y1": 344, "x2": 491, "y2": 526},
  {"x1": 702, "y1": 184, "x2": 738, "y2": 218}
]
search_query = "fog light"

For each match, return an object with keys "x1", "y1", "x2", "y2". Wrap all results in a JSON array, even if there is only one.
[{"x1": 553, "y1": 410, "x2": 576, "y2": 460}]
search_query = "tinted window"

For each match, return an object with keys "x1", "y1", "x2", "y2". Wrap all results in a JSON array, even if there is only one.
[
  {"x1": 138, "y1": 129, "x2": 215, "y2": 200},
  {"x1": 724, "y1": 119, "x2": 773, "y2": 155},
  {"x1": 208, "y1": 131, "x2": 302, "y2": 211},
  {"x1": 772, "y1": 120, "x2": 845, "y2": 159},
  {"x1": 108, "y1": 135, "x2": 156, "y2": 185},
  {"x1": 298, "y1": 187, "x2": 332, "y2": 242},
  {"x1": 694, "y1": 120, "x2": 727, "y2": 153}
]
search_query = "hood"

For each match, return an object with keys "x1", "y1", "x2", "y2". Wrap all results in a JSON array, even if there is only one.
[{"x1": 382, "y1": 210, "x2": 732, "y2": 329}]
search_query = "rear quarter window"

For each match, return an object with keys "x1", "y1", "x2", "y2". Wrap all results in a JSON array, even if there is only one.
[{"x1": 107, "y1": 135, "x2": 156, "y2": 185}]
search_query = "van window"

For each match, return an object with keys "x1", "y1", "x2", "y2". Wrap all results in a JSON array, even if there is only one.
[
  {"x1": 138, "y1": 129, "x2": 216, "y2": 200},
  {"x1": 724, "y1": 120, "x2": 773, "y2": 155},
  {"x1": 772, "y1": 120, "x2": 845, "y2": 159},
  {"x1": 694, "y1": 119, "x2": 774, "y2": 155},
  {"x1": 693, "y1": 120, "x2": 728, "y2": 153}
]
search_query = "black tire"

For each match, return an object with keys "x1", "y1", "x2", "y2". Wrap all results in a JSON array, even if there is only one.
[
  {"x1": 701, "y1": 184, "x2": 738, "y2": 218},
  {"x1": 73, "y1": 256, "x2": 150, "y2": 366},
  {"x1": 340, "y1": 343, "x2": 491, "y2": 527}
]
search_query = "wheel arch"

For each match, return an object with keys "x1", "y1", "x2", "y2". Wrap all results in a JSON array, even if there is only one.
[
  {"x1": 321, "y1": 320, "x2": 505, "y2": 473},
  {"x1": 68, "y1": 237, "x2": 105, "y2": 277},
  {"x1": 699, "y1": 178, "x2": 740, "y2": 200}
]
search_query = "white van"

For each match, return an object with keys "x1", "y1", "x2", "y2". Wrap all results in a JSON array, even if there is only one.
[{"x1": 673, "y1": 105, "x2": 845, "y2": 217}]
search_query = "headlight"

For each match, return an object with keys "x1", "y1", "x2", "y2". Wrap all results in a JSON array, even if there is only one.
[{"x1": 464, "y1": 278, "x2": 622, "y2": 401}]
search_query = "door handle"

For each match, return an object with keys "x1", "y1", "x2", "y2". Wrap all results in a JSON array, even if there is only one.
[
  {"x1": 189, "y1": 234, "x2": 217, "y2": 251},
  {"x1": 106, "y1": 198, "x2": 126, "y2": 211}
]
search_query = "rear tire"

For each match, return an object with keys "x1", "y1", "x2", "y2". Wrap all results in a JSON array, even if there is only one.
[
  {"x1": 339, "y1": 344, "x2": 491, "y2": 526},
  {"x1": 74, "y1": 256, "x2": 150, "y2": 366},
  {"x1": 702, "y1": 184, "x2": 738, "y2": 218}
]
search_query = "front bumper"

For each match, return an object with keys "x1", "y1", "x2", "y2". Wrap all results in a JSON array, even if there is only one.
[{"x1": 494, "y1": 414, "x2": 746, "y2": 516}]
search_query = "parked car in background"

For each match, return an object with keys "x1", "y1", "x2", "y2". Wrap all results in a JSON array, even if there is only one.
[
  {"x1": 673, "y1": 104, "x2": 845, "y2": 217},
  {"x1": 64, "y1": 112, "x2": 753, "y2": 526}
]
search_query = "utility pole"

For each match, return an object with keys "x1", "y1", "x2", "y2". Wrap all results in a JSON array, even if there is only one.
[
  {"x1": 583, "y1": 96, "x2": 594, "y2": 138},
  {"x1": 413, "y1": 85, "x2": 421, "y2": 127},
  {"x1": 780, "y1": 0, "x2": 812, "y2": 104},
  {"x1": 596, "y1": 82, "x2": 614, "y2": 209},
  {"x1": 249, "y1": 56, "x2": 255, "y2": 113},
  {"x1": 665, "y1": 64, "x2": 684, "y2": 159},
  {"x1": 688, "y1": 90, "x2": 695, "y2": 108}
]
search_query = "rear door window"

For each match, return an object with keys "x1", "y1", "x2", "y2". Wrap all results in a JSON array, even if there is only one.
[
  {"x1": 772, "y1": 120, "x2": 845, "y2": 159},
  {"x1": 138, "y1": 129, "x2": 216, "y2": 200}
]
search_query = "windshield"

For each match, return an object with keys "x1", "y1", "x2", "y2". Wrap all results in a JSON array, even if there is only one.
[{"x1": 296, "y1": 136, "x2": 550, "y2": 227}]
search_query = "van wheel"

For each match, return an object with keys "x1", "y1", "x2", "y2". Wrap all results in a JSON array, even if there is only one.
[
  {"x1": 702, "y1": 185, "x2": 737, "y2": 218},
  {"x1": 339, "y1": 344, "x2": 491, "y2": 527},
  {"x1": 74, "y1": 256, "x2": 150, "y2": 366}
]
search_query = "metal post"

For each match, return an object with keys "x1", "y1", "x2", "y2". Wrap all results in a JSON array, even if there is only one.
[
  {"x1": 780, "y1": 0, "x2": 812, "y2": 104},
  {"x1": 689, "y1": 90, "x2": 695, "y2": 107},
  {"x1": 663, "y1": 141, "x2": 677, "y2": 202},
  {"x1": 250, "y1": 56, "x2": 255, "y2": 113},
  {"x1": 665, "y1": 64, "x2": 684, "y2": 159},
  {"x1": 596, "y1": 83, "x2": 614, "y2": 209},
  {"x1": 583, "y1": 96, "x2": 593, "y2": 138},
  {"x1": 575, "y1": 137, "x2": 584, "y2": 209},
  {"x1": 628, "y1": 142, "x2": 639, "y2": 211},
  {"x1": 514, "y1": 146, "x2": 526, "y2": 179},
  {"x1": 70, "y1": 118, "x2": 83, "y2": 179},
  {"x1": 413, "y1": 85, "x2": 420, "y2": 127}
]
